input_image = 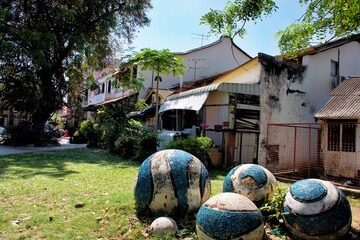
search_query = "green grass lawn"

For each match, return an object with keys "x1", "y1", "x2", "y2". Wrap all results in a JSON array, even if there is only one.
[
  {"x1": 1, "y1": 148, "x2": 359, "y2": 240},
  {"x1": 0, "y1": 148, "x2": 228, "y2": 240}
]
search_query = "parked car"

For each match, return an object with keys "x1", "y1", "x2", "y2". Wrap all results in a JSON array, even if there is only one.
[
  {"x1": 44, "y1": 124, "x2": 61, "y2": 138},
  {"x1": 59, "y1": 129, "x2": 65, "y2": 137},
  {"x1": 0, "y1": 126, "x2": 9, "y2": 143}
]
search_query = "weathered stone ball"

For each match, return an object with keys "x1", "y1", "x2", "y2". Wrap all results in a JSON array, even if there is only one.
[
  {"x1": 223, "y1": 164, "x2": 277, "y2": 207},
  {"x1": 283, "y1": 179, "x2": 352, "y2": 240},
  {"x1": 149, "y1": 217, "x2": 178, "y2": 236},
  {"x1": 134, "y1": 149, "x2": 211, "y2": 214},
  {"x1": 196, "y1": 192, "x2": 264, "y2": 240}
]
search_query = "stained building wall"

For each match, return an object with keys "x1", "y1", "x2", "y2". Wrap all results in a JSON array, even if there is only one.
[{"x1": 258, "y1": 53, "x2": 310, "y2": 166}]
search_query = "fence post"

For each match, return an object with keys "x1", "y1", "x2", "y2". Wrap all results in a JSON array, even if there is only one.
[
  {"x1": 266, "y1": 124, "x2": 269, "y2": 169},
  {"x1": 308, "y1": 124, "x2": 311, "y2": 178},
  {"x1": 293, "y1": 126, "x2": 297, "y2": 170}
]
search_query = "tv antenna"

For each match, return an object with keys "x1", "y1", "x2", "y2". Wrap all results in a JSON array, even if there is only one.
[{"x1": 191, "y1": 33, "x2": 209, "y2": 46}]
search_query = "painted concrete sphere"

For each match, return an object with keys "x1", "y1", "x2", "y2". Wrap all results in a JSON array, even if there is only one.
[
  {"x1": 223, "y1": 164, "x2": 277, "y2": 207},
  {"x1": 196, "y1": 192, "x2": 264, "y2": 240},
  {"x1": 283, "y1": 179, "x2": 352, "y2": 240},
  {"x1": 149, "y1": 217, "x2": 178, "y2": 236},
  {"x1": 134, "y1": 149, "x2": 211, "y2": 214}
]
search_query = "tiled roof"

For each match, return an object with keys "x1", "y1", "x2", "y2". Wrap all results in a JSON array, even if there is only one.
[{"x1": 315, "y1": 76, "x2": 360, "y2": 119}]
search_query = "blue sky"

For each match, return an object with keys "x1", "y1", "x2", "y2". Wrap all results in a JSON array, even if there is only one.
[{"x1": 127, "y1": 0, "x2": 307, "y2": 58}]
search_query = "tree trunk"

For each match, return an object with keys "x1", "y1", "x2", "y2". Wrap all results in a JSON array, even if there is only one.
[
  {"x1": 31, "y1": 67, "x2": 65, "y2": 134},
  {"x1": 155, "y1": 72, "x2": 160, "y2": 132}
]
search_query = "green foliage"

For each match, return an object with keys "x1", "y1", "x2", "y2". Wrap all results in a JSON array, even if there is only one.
[
  {"x1": 276, "y1": 0, "x2": 360, "y2": 58},
  {"x1": 201, "y1": 0, "x2": 360, "y2": 57},
  {"x1": 114, "y1": 133, "x2": 136, "y2": 158},
  {"x1": 165, "y1": 136, "x2": 215, "y2": 165},
  {"x1": 0, "y1": 0, "x2": 151, "y2": 127},
  {"x1": 72, "y1": 120, "x2": 103, "y2": 148},
  {"x1": 260, "y1": 185, "x2": 288, "y2": 225},
  {"x1": 127, "y1": 119, "x2": 160, "y2": 161},
  {"x1": 132, "y1": 48, "x2": 187, "y2": 77},
  {"x1": 97, "y1": 103, "x2": 128, "y2": 152},
  {"x1": 132, "y1": 48, "x2": 187, "y2": 131},
  {"x1": 112, "y1": 63, "x2": 146, "y2": 94},
  {"x1": 200, "y1": 0, "x2": 278, "y2": 38},
  {"x1": 135, "y1": 98, "x2": 149, "y2": 111}
]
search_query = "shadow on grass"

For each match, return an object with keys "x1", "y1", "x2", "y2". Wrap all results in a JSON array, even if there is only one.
[
  {"x1": 208, "y1": 169, "x2": 228, "y2": 180},
  {"x1": 0, "y1": 148, "x2": 142, "y2": 179}
]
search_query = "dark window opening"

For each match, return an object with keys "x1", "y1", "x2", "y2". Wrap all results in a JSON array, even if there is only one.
[
  {"x1": 327, "y1": 120, "x2": 356, "y2": 152},
  {"x1": 342, "y1": 124, "x2": 356, "y2": 152},
  {"x1": 108, "y1": 81, "x2": 112, "y2": 93},
  {"x1": 328, "y1": 123, "x2": 340, "y2": 151},
  {"x1": 161, "y1": 110, "x2": 198, "y2": 131},
  {"x1": 330, "y1": 60, "x2": 339, "y2": 77},
  {"x1": 230, "y1": 93, "x2": 260, "y2": 106}
]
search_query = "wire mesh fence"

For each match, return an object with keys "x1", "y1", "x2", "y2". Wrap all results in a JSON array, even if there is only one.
[{"x1": 266, "y1": 122, "x2": 360, "y2": 188}]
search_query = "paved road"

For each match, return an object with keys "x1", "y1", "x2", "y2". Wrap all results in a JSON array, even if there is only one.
[{"x1": 0, "y1": 138, "x2": 87, "y2": 156}]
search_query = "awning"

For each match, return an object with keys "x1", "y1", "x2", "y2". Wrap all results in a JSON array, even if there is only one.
[
  {"x1": 159, "y1": 92, "x2": 209, "y2": 113},
  {"x1": 128, "y1": 104, "x2": 156, "y2": 117}
]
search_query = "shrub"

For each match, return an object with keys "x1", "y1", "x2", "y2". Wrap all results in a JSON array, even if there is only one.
[
  {"x1": 71, "y1": 120, "x2": 103, "y2": 148},
  {"x1": 165, "y1": 136, "x2": 214, "y2": 166},
  {"x1": 127, "y1": 119, "x2": 160, "y2": 161},
  {"x1": 114, "y1": 134, "x2": 136, "y2": 158},
  {"x1": 98, "y1": 104, "x2": 128, "y2": 153},
  {"x1": 260, "y1": 185, "x2": 288, "y2": 225}
]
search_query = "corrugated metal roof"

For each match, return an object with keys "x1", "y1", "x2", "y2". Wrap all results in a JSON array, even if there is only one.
[
  {"x1": 315, "y1": 76, "x2": 360, "y2": 119},
  {"x1": 330, "y1": 76, "x2": 360, "y2": 96},
  {"x1": 165, "y1": 82, "x2": 260, "y2": 101}
]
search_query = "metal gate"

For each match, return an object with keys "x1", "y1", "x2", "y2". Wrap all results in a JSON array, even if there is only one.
[{"x1": 266, "y1": 123, "x2": 360, "y2": 186}]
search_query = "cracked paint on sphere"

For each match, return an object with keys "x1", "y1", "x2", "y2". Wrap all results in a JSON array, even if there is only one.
[
  {"x1": 283, "y1": 179, "x2": 352, "y2": 240},
  {"x1": 134, "y1": 149, "x2": 211, "y2": 214}
]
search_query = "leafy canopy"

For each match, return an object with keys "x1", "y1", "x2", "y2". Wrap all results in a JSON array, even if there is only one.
[
  {"x1": 0, "y1": 0, "x2": 151, "y2": 125},
  {"x1": 201, "y1": 0, "x2": 360, "y2": 57},
  {"x1": 131, "y1": 48, "x2": 187, "y2": 131},
  {"x1": 132, "y1": 48, "x2": 187, "y2": 77}
]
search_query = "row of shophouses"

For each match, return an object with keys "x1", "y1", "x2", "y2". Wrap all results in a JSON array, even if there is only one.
[{"x1": 82, "y1": 34, "x2": 360, "y2": 183}]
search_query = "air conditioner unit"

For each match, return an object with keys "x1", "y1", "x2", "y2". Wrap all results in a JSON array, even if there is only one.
[{"x1": 332, "y1": 75, "x2": 345, "y2": 88}]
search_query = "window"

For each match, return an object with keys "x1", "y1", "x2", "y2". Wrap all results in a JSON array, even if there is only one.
[
  {"x1": 342, "y1": 124, "x2": 356, "y2": 152},
  {"x1": 327, "y1": 121, "x2": 356, "y2": 152},
  {"x1": 330, "y1": 60, "x2": 339, "y2": 77},
  {"x1": 328, "y1": 123, "x2": 340, "y2": 151},
  {"x1": 101, "y1": 83, "x2": 105, "y2": 93},
  {"x1": 108, "y1": 81, "x2": 112, "y2": 93}
]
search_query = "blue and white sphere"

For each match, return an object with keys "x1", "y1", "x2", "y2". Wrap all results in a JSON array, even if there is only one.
[
  {"x1": 223, "y1": 164, "x2": 277, "y2": 207},
  {"x1": 134, "y1": 149, "x2": 211, "y2": 214},
  {"x1": 196, "y1": 192, "x2": 264, "y2": 240},
  {"x1": 283, "y1": 179, "x2": 352, "y2": 240}
]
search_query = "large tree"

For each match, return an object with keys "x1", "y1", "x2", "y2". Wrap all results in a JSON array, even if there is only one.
[
  {"x1": 0, "y1": 0, "x2": 151, "y2": 128},
  {"x1": 201, "y1": 0, "x2": 360, "y2": 58}
]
